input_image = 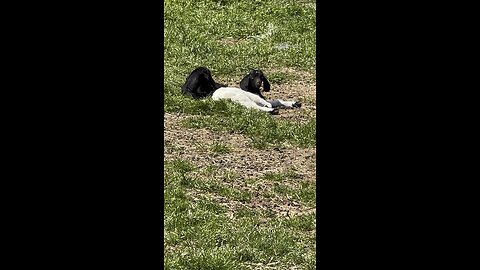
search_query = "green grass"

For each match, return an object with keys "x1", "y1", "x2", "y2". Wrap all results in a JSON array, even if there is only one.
[
  {"x1": 261, "y1": 169, "x2": 316, "y2": 206},
  {"x1": 164, "y1": 0, "x2": 316, "y2": 268},
  {"x1": 165, "y1": 96, "x2": 316, "y2": 149},
  {"x1": 263, "y1": 168, "x2": 301, "y2": 181},
  {"x1": 164, "y1": 0, "x2": 316, "y2": 90},
  {"x1": 183, "y1": 107, "x2": 316, "y2": 149},
  {"x1": 164, "y1": 160, "x2": 316, "y2": 270},
  {"x1": 210, "y1": 142, "x2": 233, "y2": 154}
]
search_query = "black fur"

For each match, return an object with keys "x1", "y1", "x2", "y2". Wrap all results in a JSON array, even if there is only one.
[
  {"x1": 181, "y1": 67, "x2": 227, "y2": 99},
  {"x1": 239, "y1": 69, "x2": 270, "y2": 99}
]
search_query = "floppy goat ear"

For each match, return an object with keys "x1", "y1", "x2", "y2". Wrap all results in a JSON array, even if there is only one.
[
  {"x1": 239, "y1": 72, "x2": 252, "y2": 91},
  {"x1": 261, "y1": 74, "x2": 270, "y2": 92}
]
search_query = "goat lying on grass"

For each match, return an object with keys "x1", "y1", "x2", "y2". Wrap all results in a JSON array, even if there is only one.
[
  {"x1": 239, "y1": 69, "x2": 301, "y2": 110},
  {"x1": 181, "y1": 67, "x2": 301, "y2": 114}
]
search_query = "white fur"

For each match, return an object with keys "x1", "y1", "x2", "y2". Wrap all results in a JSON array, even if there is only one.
[
  {"x1": 212, "y1": 87, "x2": 298, "y2": 112},
  {"x1": 267, "y1": 99, "x2": 297, "y2": 108}
]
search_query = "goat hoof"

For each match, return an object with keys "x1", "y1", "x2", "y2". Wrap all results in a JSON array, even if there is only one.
[{"x1": 293, "y1": 102, "x2": 302, "y2": 108}]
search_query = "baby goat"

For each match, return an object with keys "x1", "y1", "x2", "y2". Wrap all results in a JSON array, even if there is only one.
[{"x1": 181, "y1": 67, "x2": 226, "y2": 99}]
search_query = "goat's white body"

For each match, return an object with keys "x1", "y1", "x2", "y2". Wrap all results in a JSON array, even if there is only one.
[
  {"x1": 212, "y1": 87, "x2": 274, "y2": 112},
  {"x1": 212, "y1": 87, "x2": 298, "y2": 112},
  {"x1": 268, "y1": 99, "x2": 297, "y2": 108}
]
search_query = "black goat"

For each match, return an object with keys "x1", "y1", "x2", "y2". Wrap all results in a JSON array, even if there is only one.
[
  {"x1": 181, "y1": 67, "x2": 227, "y2": 99},
  {"x1": 239, "y1": 69, "x2": 270, "y2": 99}
]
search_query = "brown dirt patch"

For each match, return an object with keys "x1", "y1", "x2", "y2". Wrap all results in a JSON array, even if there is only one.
[
  {"x1": 164, "y1": 112, "x2": 316, "y2": 218},
  {"x1": 268, "y1": 67, "x2": 316, "y2": 82},
  {"x1": 164, "y1": 113, "x2": 316, "y2": 179},
  {"x1": 267, "y1": 80, "x2": 316, "y2": 122}
]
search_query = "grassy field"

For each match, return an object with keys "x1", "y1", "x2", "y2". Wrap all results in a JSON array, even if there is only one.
[{"x1": 164, "y1": 0, "x2": 316, "y2": 269}]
